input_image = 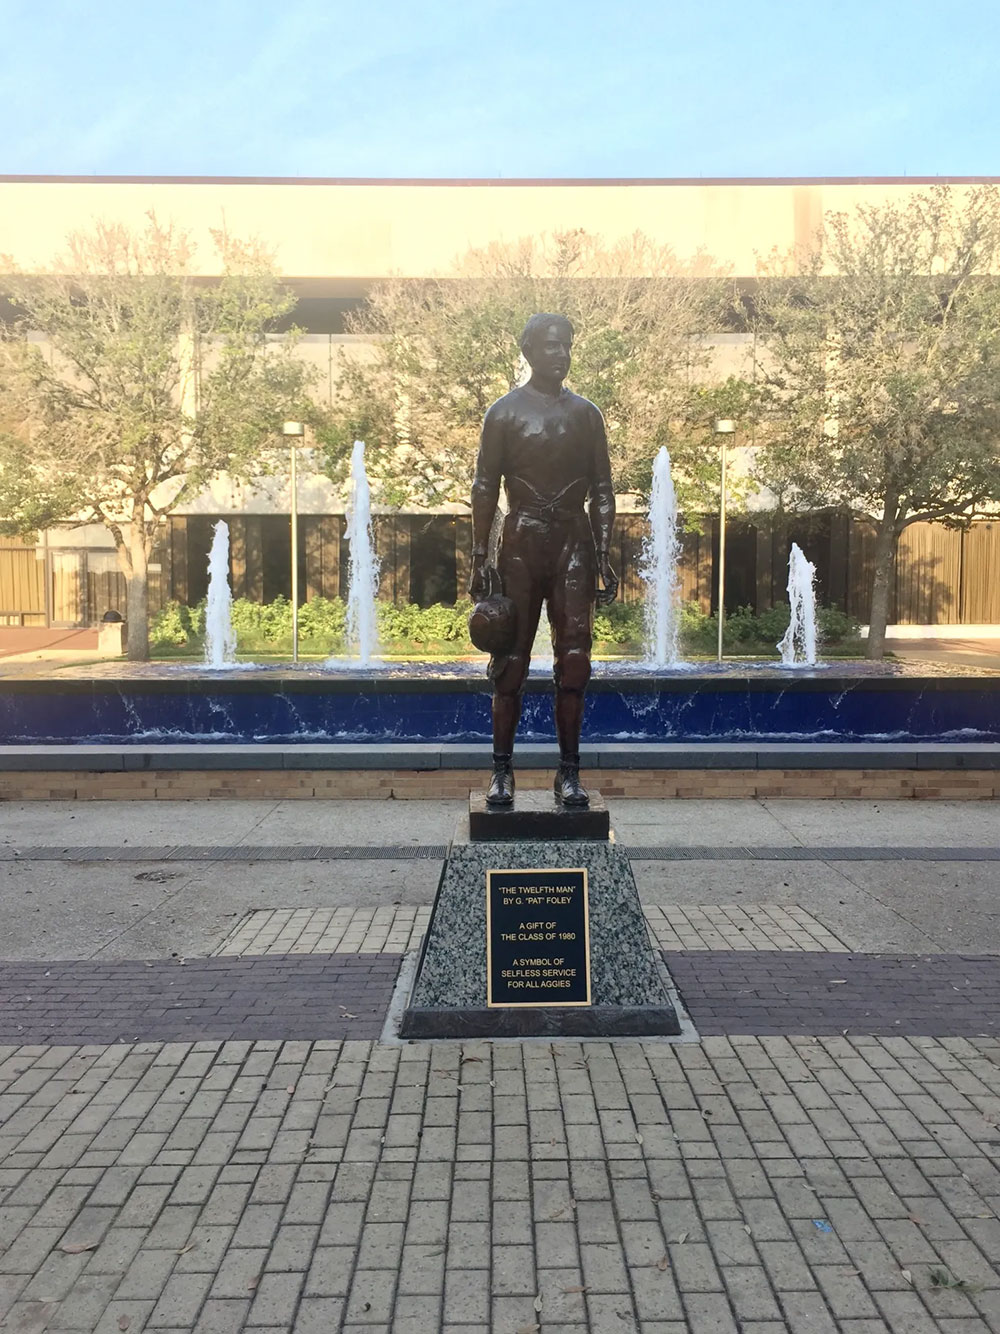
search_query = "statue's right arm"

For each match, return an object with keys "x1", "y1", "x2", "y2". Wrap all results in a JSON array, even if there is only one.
[{"x1": 470, "y1": 404, "x2": 504, "y2": 584}]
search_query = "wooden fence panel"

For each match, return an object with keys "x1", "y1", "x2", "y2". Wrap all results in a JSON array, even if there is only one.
[
  {"x1": 86, "y1": 567, "x2": 126, "y2": 621},
  {"x1": 229, "y1": 517, "x2": 248, "y2": 599},
  {"x1": 321, "y1": 515, "x2": 342, "y2": 601},
  {"x1": 454, "y1": 515, "x2": 472, "y2": 601},
  {"x1": 372, "y1": 516, "x2": 411, "y2": 603},
  {"x1": 961, "y1": 522, "x2": 1000, "y2": 623},
  {"x1": 677, "y1": 528, "x2": 712, "y2": 613},
  {"x1": 171, "y1": 517, "x2": 189, "y2": 604},
  {"x1": 846, "y1": 520, "x2": 883, "y2": 623},
  {"x1": 139, "y1": 510, "x2": 997, "y2": 628},
  {"x1": 895, "y1": 522, "x2": 962, "y2": 624},
  {"x1": 0, "y1": 543, "x2": 45, "y2": 620},
  {"x1": 616, "y1": 515, "x2": 645, "y2": 603},
  {"x1": 50, "y1": 551, "x2": 83, "y2": 625}
]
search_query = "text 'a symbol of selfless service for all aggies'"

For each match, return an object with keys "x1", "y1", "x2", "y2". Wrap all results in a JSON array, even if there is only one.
[{"x1": 486, "y1": 869, "x2": 591, "y2": 1007}]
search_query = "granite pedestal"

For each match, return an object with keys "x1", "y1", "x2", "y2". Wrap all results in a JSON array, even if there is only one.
[{"x1": 399, "y1": 792, "x2": 681, "y2": 1039}]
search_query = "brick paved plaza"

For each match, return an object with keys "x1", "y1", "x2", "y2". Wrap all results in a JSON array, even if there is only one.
[{"x1": 1, "y1": 797, "x2": 999, "y2": 1333}]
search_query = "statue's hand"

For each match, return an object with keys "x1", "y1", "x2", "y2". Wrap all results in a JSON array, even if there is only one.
[
  {"x1": 469, "y1": 555, "x2": 498, "y2": 602},
  {"x1": 596, "y1": 553, "x2": 619, "y2": 607}
]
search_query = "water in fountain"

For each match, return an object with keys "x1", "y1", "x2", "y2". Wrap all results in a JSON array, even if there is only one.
[
  {"x1": 777, "y1": 542, "x2": 818, "y2": 666},
  {"x1": 529, "y1": 608, "x2": 554, "y2": 674},
  {"x1": 344, "y1": 439, "x2": 381, "y2": 667},
  {"x1": 639, "y1": 446, "x2": 683, "y2": 668},
  {"x1": 204, "y1": 520, "x2": 237, "y2": 669}
]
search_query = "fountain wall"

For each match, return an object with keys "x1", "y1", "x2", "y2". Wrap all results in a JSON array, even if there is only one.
[{"x1": 2, "y1": 670, "x2": 998, "y2": 745}]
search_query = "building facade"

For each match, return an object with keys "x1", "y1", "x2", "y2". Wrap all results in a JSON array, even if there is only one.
[{"x1": 2, "y1": 174, "x2": 998, "y2": 629}]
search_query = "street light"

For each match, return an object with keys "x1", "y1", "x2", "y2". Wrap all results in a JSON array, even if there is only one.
[
  {"x1": 713, "y1": 419, "x2": 736, "y2": 663},
  {"x1": 282, "y1": 421, "x2": 305, "y2": 663}
]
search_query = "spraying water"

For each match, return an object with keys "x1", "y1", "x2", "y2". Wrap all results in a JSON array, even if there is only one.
[
  {"x1": 204, "y1": 520, "x2": 237, "y2": 670},
  {"x1": 528, "y1": 609, "x2": 554, "y2": 674},
  {"x1": 640, "y1": 446, "x2": 683, "y2": 667},
  {"x1": 345, "y1": 439, "x2": 381, "y2": 666},
  {"x1": 777, "y1": 542, "x2": 818, "y2": 666}
]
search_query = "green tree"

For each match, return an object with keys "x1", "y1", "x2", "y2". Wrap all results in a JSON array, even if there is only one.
[
  {"x1": 749, "y1": 186, "x2": 1000, "y2": 658},
  {"x1": 316, "y1": 230, "x2": 733, "y2": 510},
  {"x1": 0, "y1": 217, "x2": 315, "y2": 659}
]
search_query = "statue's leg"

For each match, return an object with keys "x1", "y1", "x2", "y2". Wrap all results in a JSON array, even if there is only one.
[
  {"x1": 486, "y1": 532, "x2": 543, "y2": 805},
  {"x1": 548, "y1": 526, "x2": 595, "y2": 806}
]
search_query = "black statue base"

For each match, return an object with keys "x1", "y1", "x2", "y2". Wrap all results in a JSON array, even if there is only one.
[
  {"x1": 400, "y1": 1003, "x2": 679, "y2": 1040},
  {"x1": 398, "y1": 794, "x2": 681, "y2": 1040},
  {"x1": 469, "y1": 790, "x2": 610, "y2": 841}
]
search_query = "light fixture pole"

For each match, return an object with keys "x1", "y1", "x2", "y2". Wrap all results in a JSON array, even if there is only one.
[
  {"x1": 282, "y1": 421, "x2": 305, "y2": 663},
  {"x1": 713, "y1": 419, "x2": 736, "y2": 663}
]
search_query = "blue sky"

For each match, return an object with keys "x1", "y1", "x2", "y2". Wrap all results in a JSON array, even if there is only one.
[{"x1": 2, "y1": 0, "x2": 998, "y2": 178}]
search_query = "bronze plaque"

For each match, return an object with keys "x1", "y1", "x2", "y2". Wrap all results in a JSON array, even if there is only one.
[{"x1": 486, "y1": 869, "x2": 591, "y2": 1007}]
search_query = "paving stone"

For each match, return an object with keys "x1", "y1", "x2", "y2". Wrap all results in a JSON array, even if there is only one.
[
  {"x1": 580, "y1": 1241, "x2": 631, "y2": 1295},
  {"x1": 246, "y1": 1272, "x2": 304, "y2": 1326},
  {"x1": 304, "y1": 1247, "x2": 355, "y2": 1298},
  {"x1": 46, "y1": 1273, "x2": 121, "y2": 1329},
  {"x1": 91, "y1": 1301, "x2": 156, "y2": 1334},
  {"x1": 344, "y1": 1268, "x2": 396, "y2": 1323},
  {"x1": 388, "y1": 1294, "x2": 442, "y2": 1332},
  {"x1": 443, "y1": 1270, "x2": 489, "y2": 1325},
  {"x1": 209, "y1": 1248, "x2": 268, "y2": 1300},
  {"x1": 631, "y1": 1264, "x2": 685, "y2": 1321},
  {"x1": 292, "y1": 1297, "x2": 345, "y2": 1333},
  {"x1": 148, "y1": 1271, "x2": 214, "y2": 1327},
  {"x1": 114, "y1": 1248, "x2": 179, "y2": 1303}
]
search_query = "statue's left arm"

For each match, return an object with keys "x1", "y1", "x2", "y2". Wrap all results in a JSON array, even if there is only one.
[
  {"x1": 588, "y1": 404, "x2": 619, "y2": 605},
  {"x1": 469, "y1": 402, "x2": 504, "y2": 600}
]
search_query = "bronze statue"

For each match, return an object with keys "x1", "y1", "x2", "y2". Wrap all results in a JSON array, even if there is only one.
[{"x1": 469, "y1": 314, "x2": 618, "y2": 808}]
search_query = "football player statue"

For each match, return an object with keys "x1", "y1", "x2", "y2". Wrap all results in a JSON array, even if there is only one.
[{"x1": 468, "y1": 314, "x2": 618, "y2": 809}]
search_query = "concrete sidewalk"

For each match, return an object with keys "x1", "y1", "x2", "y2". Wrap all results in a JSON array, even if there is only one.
[
  {"x1": 0, "y1": 796, "x2": 999, "y2": 1333},
  {"x1": 4, "y1": 795, "x2": 1000, "y2": 850},
  {"x1": 890, "y1": 636, "x2": 1000, "y2": 671},
  {"x1": 2, "y1": 799, "x2": 999, "y2": 961}
]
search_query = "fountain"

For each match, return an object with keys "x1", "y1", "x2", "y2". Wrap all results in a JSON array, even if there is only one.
[
  {"x1": 777, "y1": 542, "x2": 818, "y2": 667},
  {"x1": 639, "y1": 445, "x2": 682, "y2": 668},
  {"x1": 343, "y1": 440, "x2": 381, "y2": 667},
  {"x1": 203, "y1": 520, "x2": 237, "y2": 670},
  {"x1": 4, "y1": 451, "x2": 997, "y2": 745}
]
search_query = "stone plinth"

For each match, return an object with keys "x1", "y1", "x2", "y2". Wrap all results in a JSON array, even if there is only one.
[
  {"x1": 468, "y1": 790, "x2": 610, "y2": 841},
  {"x1": 399, "y1": 801, "x2": 681, "y2": 1039},
  {"x1": 97, "y1": 622, "x2": 126, "y2": 656}
]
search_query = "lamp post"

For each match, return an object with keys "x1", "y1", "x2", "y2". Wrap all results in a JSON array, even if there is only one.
[
  {"x1": 713, "y1": 419, "x2": 736, "y2": 663},
  {"x1": 282, "y1": 421, "x2": 305, "y2": 663}
]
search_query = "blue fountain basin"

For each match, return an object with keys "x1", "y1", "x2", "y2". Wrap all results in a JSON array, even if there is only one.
[{"x1": 1, "y1": 669, "x2": 998, "y2": 744}]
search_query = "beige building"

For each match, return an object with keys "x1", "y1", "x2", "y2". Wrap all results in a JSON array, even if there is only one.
[
  {"x1": 5, "y1": 173, "x2": 996, "y2": 281},
  {"x1": 2, "y1": 175, "x2": 999, "y2": 628}
]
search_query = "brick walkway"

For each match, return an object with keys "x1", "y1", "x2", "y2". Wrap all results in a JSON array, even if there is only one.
[
  {"x1": 666, "y1": 952, "x2": 1000, "y2": 1038},
  {"x1": 216, "y1": 905, "x2": 844, "y2": 957},
  {"x1": 214, "y1": 910, "x2": 431, "y2": 958},
  {"x1": 2, "y1": 1035, "x2": 1000, "y2": 1333},
  {"x1": 5, "y1": 948, "x2": 1000, "y2": 1048},
  {"x1": 0, "y1": 958, "x2": 399, "y2": 1046},
  {"x1": 2, "y1": 812, "x2": 1000, "y2": 1331}
]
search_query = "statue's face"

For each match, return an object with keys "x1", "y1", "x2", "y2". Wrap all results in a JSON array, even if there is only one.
[{"x1": 525, "y1": 322, "x2": 572, "y2": 382}]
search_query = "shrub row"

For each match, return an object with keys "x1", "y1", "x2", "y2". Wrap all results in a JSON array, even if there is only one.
[{"x1": 151, "y1": 596, "x2": 861, "y2": 656}]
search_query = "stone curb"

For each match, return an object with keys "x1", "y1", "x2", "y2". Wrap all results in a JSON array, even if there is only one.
[{"x1": 0, "y1": 741, "x2": 997, "y2": 770}]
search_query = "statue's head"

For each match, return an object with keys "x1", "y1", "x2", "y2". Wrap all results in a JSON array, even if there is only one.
[{"x1": 520, "y1": 313, "x2": 573, "y2": 382}]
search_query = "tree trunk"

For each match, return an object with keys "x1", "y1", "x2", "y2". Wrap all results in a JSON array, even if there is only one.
[
  {"x1": 125, "y1": 527, "x2": 150, "y2": 662},
  {"x1": 866, "y1": 513, "x2": 898, "y2": 661}
]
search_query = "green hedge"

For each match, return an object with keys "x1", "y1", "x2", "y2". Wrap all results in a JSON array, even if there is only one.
[
  {"x1": 151, "y1": 596, "x2": 474, "y2": 653},
  {"x1": 151, "y1": 596, "x2": 862, "y2": 656},
  {"x1": 678, "y1": 602, "x2": 862, "y2": 655}
]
